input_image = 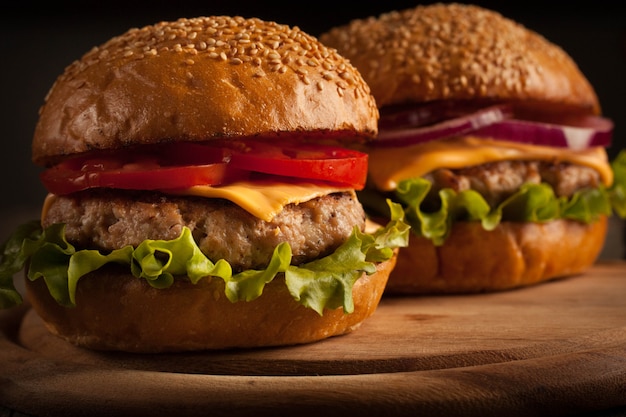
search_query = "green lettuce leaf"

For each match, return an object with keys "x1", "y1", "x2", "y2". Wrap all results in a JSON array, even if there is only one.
[
  {"x1": 285, "y1": 231, "x2": 373, "y2": 315},
  {"x1": 0, "y1": 220, "x2": 42, "y2": 308},
  {"x1": 358, "y1": 201, "x2": 411, "y2": 262},
  {"x1": 608, "y1": 149, "x2": 626, "y2": 218},
  {"x1": 130, "y1": 227, "x2": 232, "y2": 288},
  {"x1": 0, "y1": 201, "x2": 409, "y2": 315},
  {"x1": 360, "y1": 149, "x2": 626, "y2": 246},
  {"x1": 283, "y1": 200, "x2": 410, "y2": 315},
  {"x1": 224, "y1": 242, "x2": 291, "y2": 302}
]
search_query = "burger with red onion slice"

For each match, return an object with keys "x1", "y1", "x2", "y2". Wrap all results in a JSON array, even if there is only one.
[
  {"x1": 320, "y1": 3, "x2": 626, "y2": 294},
  {"x1": 0, "y1": 16, "x2": 409, "y2": 352}
]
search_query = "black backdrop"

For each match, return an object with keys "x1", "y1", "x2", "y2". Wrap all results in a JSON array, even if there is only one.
[{"x1": 1, "y1": 1, "x2": 624, "y2": 224}]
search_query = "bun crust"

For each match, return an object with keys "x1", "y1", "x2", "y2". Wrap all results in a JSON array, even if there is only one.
[
  {"x1": 25, "y1": 253, "x2": 396, "y2": 353},
  {"x1": 319, "y1": 3, "x2": 599, "y2": 113},
  {"x1": 385, "y1": 217, "x2": 607, "y2": 294},
  {"x1": 33, "y1": 16, "x2": 378, "y2": 166}
]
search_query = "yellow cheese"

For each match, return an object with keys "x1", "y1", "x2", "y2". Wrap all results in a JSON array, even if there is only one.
[
  {"x1": 367, "y1": 136, "x2": 613, "y2": 191},
  {"x1": 41, "y1": 193, "x2": 57, "y2": 224},
  {"x1": 173, "y1": 181, "x2": 352, "y2": 221},
  {"x1": 42, "y1": 182, "x2": 351, "y2": 223}
]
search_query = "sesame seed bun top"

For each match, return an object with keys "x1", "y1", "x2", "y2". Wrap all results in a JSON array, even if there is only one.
[
  {"x1": 32, "y1": 16, "x2": 378, "y2": 166},
  {"x1": 319, "y1": 3, "x2": 599, "y2": 115}
]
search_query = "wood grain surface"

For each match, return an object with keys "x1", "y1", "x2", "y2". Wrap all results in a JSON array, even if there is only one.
[{"x1": 2, "y1": 261, "x2": 626, "y2": 417}]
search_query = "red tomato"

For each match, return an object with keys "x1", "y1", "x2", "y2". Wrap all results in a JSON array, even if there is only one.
[
  {"x1": 226, "y1": 140, "x2": 368, "y2": 189},
  {"x1": 39, "y1": 140, "x2": 368, "y2": 195},
  {"x1": 40, "y1": 144, "x2": 235, "y2": 195}
]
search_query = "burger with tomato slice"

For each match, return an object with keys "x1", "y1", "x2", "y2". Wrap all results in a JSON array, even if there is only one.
[
  {"x1": 320, "y1": 3, "x2": 626, "y2": 294},
  {"x1": 0, "y1": 16, "x2": 409, "y2": 352}
]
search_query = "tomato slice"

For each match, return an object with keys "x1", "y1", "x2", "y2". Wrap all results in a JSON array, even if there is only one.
[
  {"x1": 41, "y1": 161, "x2": 235, "y2": 195},
  {"x1": 39, "y1": 140, "x2": 368, "y2": 195},
  {"x1": 226, "y1": 140, "x2": 368, "y2": 189},
  {"x1": 40, "y1": 144, "x2": 235, "y2": 195}
]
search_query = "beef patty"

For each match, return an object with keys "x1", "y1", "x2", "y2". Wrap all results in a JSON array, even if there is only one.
[
  {"x1": 423, "y1": 160, "x2": 601, "y2": 208},
  {"x1": 42, "y1": 190, "x2": 365, "y2": 272}
]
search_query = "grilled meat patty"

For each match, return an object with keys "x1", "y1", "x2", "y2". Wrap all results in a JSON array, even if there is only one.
[
  {"x1": 423, "y1": 160, "x2": 601, "y2": 208},
  {"x1": 42, "y1": 190, "x2": 365, "y2": 272}
]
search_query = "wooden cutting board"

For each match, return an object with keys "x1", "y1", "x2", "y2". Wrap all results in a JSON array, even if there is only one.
[{"x1": 2, "y1": 261, "x2": 626, "y2": 417}]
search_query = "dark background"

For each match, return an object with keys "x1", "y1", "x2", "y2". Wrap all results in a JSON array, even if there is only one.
[{"x1": 1, "y1": 1, "x2": 624, "y2": 241}]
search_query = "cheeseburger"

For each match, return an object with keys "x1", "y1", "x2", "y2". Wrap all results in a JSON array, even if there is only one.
[
  {"x1": 320, "y1": 3, "x2": 626, "y2": 294},
  {"x1": 0, "y1": 16, "x2": 408, "y2": 352}
]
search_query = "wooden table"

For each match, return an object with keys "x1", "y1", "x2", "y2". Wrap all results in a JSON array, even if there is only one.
[{"x1": 2, "y1": 261, "x2": 626, "y2": 417}]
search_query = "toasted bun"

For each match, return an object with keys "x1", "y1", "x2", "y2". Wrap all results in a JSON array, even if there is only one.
[
  {"x1": 319, "y1": 3, "x2": 599, "y2": 114},
  {"x1": 385, "y1": 217, "x2": 607, "y2": 294},
  {"x1": 33, "y1": 16, "x2": 378, "y2": 166},
  {"x1": 24, "y1": 251, "x2": 396, "y2": 353}
]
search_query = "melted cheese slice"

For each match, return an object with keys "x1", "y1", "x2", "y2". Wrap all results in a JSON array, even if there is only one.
[
  {"x1": 367, "y1": 136, "x2": 613, "y2": 191},
  {"x1": 173, "y1": 181, "x2": 352, "y2": 221},
  {"x1": 42, "y1": 182, "x2": 352, "y2": 223}
]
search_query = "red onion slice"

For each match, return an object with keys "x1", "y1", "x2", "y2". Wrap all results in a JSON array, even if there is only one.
[
  {"x1": 472, "y1": 116, "x2": 613, "y2": 149},
  {"x1": 378, "y1": 101, "x2": 504, "y2": 130},
  {"x1": 375, "y1": 105, "x2": 512, "y2": 147}
]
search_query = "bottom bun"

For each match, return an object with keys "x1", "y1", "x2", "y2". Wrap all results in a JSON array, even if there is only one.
[
  {"x1": 25, "y1": 252, "x2": 397, "y2": 353},
  {"x1": 385, "y1": 217, "x2": 608, "y2": 294}
]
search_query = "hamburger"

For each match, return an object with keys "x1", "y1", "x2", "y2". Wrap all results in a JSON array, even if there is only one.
[
  {"x1": 320, "y1": 3, "x2": 626, "y2": 294},
  {"x1": 0, "y1": 16, "x2": 408, "y2": 352}
]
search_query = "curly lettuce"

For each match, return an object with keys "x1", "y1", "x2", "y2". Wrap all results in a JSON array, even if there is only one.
[
  {"x1": 0, "y1": 201, "x2": 409, "y2": 315},
  {"x1": 360, "y1": 150, "x2": 626, "y2": 246}
]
